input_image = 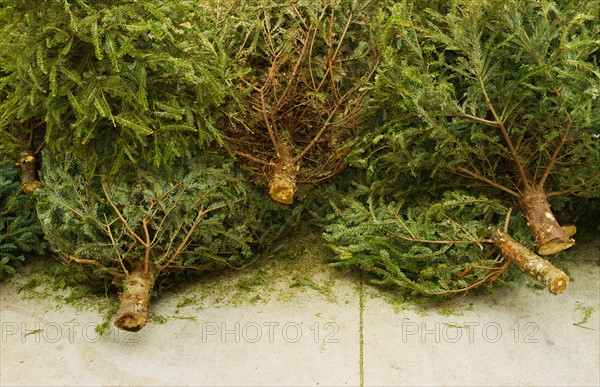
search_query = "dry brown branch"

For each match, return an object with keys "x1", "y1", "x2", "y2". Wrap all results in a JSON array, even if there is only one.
[
  {"x1": 234, "y1": 150, "x2": 273, "y2": 166},
  {"x1": 295, "y1": 98, "x2": 344, "y2": 162},
  {"x1": 259, "y1": 87, "x2": 281, "y2": 154},
  {"x1": 225, "y1": 1, "x2": 379, "y2": 203}
]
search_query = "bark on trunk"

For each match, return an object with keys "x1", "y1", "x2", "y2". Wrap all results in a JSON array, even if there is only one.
[
  {"x1": 114, "y1": 266, "x2": 158, "y2": 332},
  {"x1": 16, "y1": 132, "x2": 41, "y2": 195},
  {"x1": 269, "y1": 140, "x2": 297, "y2": 205},
  {"x1": 518, "y1": 186, "x2": 574, "y2": 255},
  {"x1": 489, "y1": 226, "x2": 569, "y2": 294}
]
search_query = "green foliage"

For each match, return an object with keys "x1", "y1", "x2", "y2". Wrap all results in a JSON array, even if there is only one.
[
  {"x1": 0, "y1": 0, "x2": 235, "y2": 173},
  {"x1": 35, "y1": 150, "x2": 286, "y2": 287},
  {"x1": 323, "y1": 187, "x2": 529, "y2": 297},
  {"x1": 352, "y1": 0, "x2": 600, "y2": 201},
  {"x1": 0, "y1": 153, "x2": 47, "y2": 280},
  {"x1": 324, "y1": 1, "x2": 598, "y2": 298}
]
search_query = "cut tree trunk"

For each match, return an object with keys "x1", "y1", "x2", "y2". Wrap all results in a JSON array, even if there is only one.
[
  {"x1": 517, "y1": 186, "x2": 574, "y2": 255},
  {"x1": 16, "y1": 132, "x2": 41, "y2": 195},
  {"x1": 114, "y1": 265, "x2": 158, "y2": 332},
  {"x1": 489, "y1": 226, "x2": 569, "y2": 294},
  {"x1": 269, "y1": 139, "x2": 297, "y2": 205}
]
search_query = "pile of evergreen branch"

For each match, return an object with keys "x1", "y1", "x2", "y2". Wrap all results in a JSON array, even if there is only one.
[{"x1": 0, "y1": 0, "x2": 596, "y2": 332}]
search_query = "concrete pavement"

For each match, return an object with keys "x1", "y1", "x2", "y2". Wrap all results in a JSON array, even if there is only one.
[{"x1": 1, "y1": 232, "x2": 598, "y2": 386}]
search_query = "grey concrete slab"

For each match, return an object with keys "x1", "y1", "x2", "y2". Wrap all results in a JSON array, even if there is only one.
[
  {"x1": 361, "y1": 259, "x2": 600, "y2": 387},
  {"x1": 0, "y1": 264, "x2": 362, "y2": 386},
  {"x1": 1, "y1": 232, "x2": 598, "y2": 386}
]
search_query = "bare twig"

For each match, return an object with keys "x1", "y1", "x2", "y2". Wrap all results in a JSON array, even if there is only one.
[
  {"x1": 68, "y1": 256, "x2": 126, "y2": 278},
  {"x1": 537, "y1": 113, "x2": 573, "y2": 190},
  {"x1": 454, "y1": 166, "x2": 520, "y2": 197},
  {"x1": 159, "y1": 200, "x2": 241, "y2": 270},
  {"x1": 295, "y1": 98, "x2": 344, "y2": 162},
  {"x1": 142, "y1": 218, "x2": 151, "y2": 274},
  {"x1": 234, "y1": 150, "x2": 273, "y2": 166},
  {"x1": 151, "y1": 182, "x2": 188, "y2": 246},
  {"x1": 476, "y1": 74, "x2": 529, "y2": 186},
  {"x1": 258, "y1": 87, "x2": 281, "y2": 154},
  {"x1": 275, "y1": 25, "x2": 314, "y2": 112},
  {"x1": 104, "y1": 213, "x2": 129, "y2": 276},
  {"x1": 101, "y1": 180, "x2": 145, "y2": 246},
  {"x1": 382, "y1": 223, "x2": 492, "y2": 246},
  {"x1": 448, "y1": 112, "x2": 500, "y2": 127},
  {"x1": 443, "y1": 213, "x2": 484, "y2": 250},
  {"x1": 503, "y1": 207, "x2": 513, "y2": 233}
]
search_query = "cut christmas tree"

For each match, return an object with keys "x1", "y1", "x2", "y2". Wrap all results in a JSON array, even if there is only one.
[
  {"x1": 0, "y1": 0, "x2": 234, "y2": 178},
  {"x1": 357, "y1": 0, "x2": 599, "y2": 255},
  {"x1": 36, "y1": 151, "x2": 285, "y2": 332},
  {"x1": 324, "y1": 188, "x2": 569, "y2": 297},
  {"x1": 219, "y1": 0, "x2": 387, "y2": 204}
]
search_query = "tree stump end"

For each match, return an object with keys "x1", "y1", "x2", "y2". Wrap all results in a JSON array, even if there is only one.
[
  {"x1": 547, "y1": 272, "x2": 570, "y2": 295},
  {"x1": 537, "y1": 238, "x2": 575, "y2": 256},
  {"x1": 269, "y1": 176, "x2": 296, "y2": 205},
  {"x1": 114, "y1": 309, "x2": 148, "y2": 332}
]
